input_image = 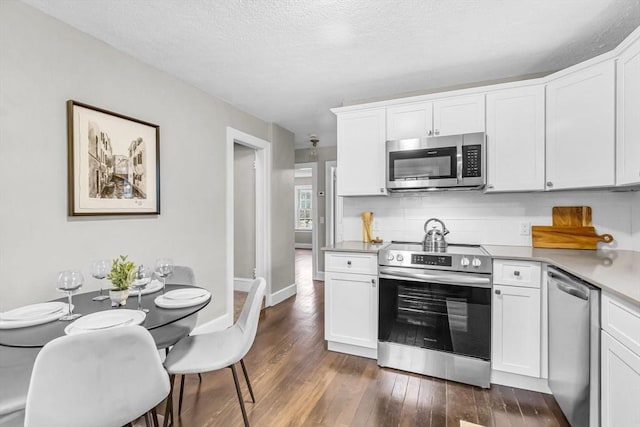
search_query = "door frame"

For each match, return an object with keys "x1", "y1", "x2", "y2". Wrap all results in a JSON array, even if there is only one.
[
  {"x1": 226, "y1": 127, "x2": 271, "y2": 325},
  {"x1": 295, "y1": 162, "x2": 319, "y2": 281}
]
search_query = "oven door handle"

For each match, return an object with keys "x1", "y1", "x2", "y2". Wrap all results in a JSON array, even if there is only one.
[{"x1": 379, "y1": 268, "x2": 492, "y2": 288}]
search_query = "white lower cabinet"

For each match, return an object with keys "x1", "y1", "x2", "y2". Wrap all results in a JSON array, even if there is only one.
[
  {"x1": 601, "y1": 293, "x2": 640, "y2": 427},
  {"x1": 491, "y1": 260, "x2": 543, "y2": 381},
  {"x1": 492, "y1": 284, "x2": 541, "y2": 377},
  {"x1": 324, "y1": 251, "x2": 378, "y2": 358}
]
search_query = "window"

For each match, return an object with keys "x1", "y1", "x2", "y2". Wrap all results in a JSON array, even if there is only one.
[{"x1": 295, "y1": 185, "x2": 312, "y2": 230}]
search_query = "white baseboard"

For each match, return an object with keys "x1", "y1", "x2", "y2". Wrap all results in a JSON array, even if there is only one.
[
  {"x1": 294, "y1": 243, "x2": 312, "y2": 249},
  {"x1": 190, "y1": 313, "x2": 233, "y2": 335},
  {"x1": 268, "y1": 283, "x2": 297, "y2": 306},
  {"x1": 327, "y1": 341, "x2": 377, "y2": 359},
  {"x1": 234, "y1": 277, "x2": 253, "y2": 292},
  {"x1": 314, "y1": 271, "x2": 325, "y2": 281},
  {"x1": 490, "y1": 370, "x2": 551, "y2": 393}
]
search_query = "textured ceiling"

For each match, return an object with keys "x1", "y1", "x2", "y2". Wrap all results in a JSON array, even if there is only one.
[{"x1": 21, "y1": 0, "x2": 640, "y2": 148}]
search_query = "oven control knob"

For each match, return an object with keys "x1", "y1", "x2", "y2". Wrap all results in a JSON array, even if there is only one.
[
  {"x1": 386, "y1": 253, "x2": 395, "y2": 261},
  {"x1": 472, "y1": 257, "x2": 482, "y2": 267},
  {"x1": 396, "y1": 254, "x2": 404, "y2": 262},
  {"x1": 460, "y1": 257, "x2": 470, "y2": 267}
]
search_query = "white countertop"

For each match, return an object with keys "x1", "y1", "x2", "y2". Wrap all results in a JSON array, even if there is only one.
[
  {"x1": 322, "y1": 240, "x2": 388, "y2": 253},
  {"x1": 484, "y1": 245, "x2": 640, "y2": 306}
]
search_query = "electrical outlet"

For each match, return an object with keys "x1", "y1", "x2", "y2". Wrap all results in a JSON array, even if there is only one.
[{"x1": 519, "y1": 222, "x2": 531, "y2": 236}]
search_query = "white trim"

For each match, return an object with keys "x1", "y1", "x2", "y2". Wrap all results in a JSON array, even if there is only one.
[
  {"x1": 490, "y1": 370, "x2": 551, "y2": 394},
  {"x1": 269, "y1": 283, "x2": 297, "y2": 306},
  {"x1": 325, "y1": 161, "x2": 337, "y2": 247},
  {"x1": 227, "y1": 127, "x2": 271, "y2": 329},
  {"x1": 234, "y1": 277, "x2": 254, "y2": 292},
  {"x1": 295, "y1": 162, "x2": 320, "y2": 281},
  {"x1": 294, "y1": 243, "x2": 312, "y2": 249},
  {"x1": 191, "y1": 313, "x2": 233, "y2": 335},
  {"x1": 327, "y1": 341, "x2": 377, "y2": 359},
  {"x1": 315, "y1": 271, "x2": 325, "y2": 281}
]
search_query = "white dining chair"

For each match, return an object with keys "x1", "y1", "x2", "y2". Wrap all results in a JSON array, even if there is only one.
[
  {"x1": 0, "y1": 346, "x2": 40, "y2": 427},
  {"x1": 23, "y1": 325, "x2": 170, "y2": 427},
  {"x1": 163, "y1": 277, "x2": 266, "y2": 427}
]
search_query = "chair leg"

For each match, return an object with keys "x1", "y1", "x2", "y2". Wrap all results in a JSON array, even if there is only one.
[
  {"x1": 178, "y1": 374, "x2": 186, "y2": 415},
  {"x1": 230, "y1": 364, "x2": 250, "y2": 427},
  {"x1": 240, "y1": 359, "x2": 256, "y2": 403},
  {"x1": 151, "y1": 408, "x2": 159, "y2": 427},
  {"x1": 163, "y1": 374, "x2": 176, "y2": 427},
  {"x1": 198, "y1": 373, "x2": 202, "y2": 382}
]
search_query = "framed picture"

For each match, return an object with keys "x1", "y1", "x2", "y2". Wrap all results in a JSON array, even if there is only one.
[{"x1": 67, "y1": 100, "x2": 160, "y2": 216}]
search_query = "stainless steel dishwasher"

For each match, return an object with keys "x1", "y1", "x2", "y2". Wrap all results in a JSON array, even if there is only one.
[{"x1": 548, "y1": 266, "x2": 600, "y2": 427}]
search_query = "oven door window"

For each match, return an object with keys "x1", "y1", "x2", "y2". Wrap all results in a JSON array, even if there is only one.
[
  {"x1": 388, "y1": 147, "x2": 457, "y2": 181},
  {"x1": 379, "y1": 278, "x2": 491, "y2": 360}
]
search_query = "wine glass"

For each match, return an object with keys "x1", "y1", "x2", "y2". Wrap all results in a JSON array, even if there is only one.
[
  {"x1": 91, "y1": 259, "x2": 111, "y2": 301},
  {"x1": 155, "y1": 258, "x2": 174, "y2": 295},
  {"x1": 131, "y1": 265, "x2": 151, "y2": 312},
  {"x1": 56, "y1": 270, "x2": 83, "y2": 321}
]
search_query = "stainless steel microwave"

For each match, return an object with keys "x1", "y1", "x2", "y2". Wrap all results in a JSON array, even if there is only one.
[{"x1": 386, "y1": 132, "x2": 486, "y2": 192}]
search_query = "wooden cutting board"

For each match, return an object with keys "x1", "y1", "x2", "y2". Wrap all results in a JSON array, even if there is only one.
[
  {"x1": 532, "y1": 226, "x2": 613, "y2": 249},
  {"x1": 552, "y1": 206, "x2": 592, "y2": 227}
]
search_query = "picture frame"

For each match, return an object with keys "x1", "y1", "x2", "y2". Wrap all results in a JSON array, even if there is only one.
[{"x1": 67, "y1": 100, "x2": 160, "y2": 216}]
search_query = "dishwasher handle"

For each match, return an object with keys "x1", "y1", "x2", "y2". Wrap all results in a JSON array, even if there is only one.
[{"x1": 548, "y1": 269, "x2": 590, "y2": 300}]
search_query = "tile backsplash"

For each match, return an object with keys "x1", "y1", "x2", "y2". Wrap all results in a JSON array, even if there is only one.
[{"x1": 341, "y1": 189, "x2": 637, "y2": 250}]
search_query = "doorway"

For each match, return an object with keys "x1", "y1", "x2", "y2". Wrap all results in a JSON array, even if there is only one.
[
  {"x1": 225, "y1": 127, "x2": 271, "y2": 328},
  {"x1": 294, "y1": 162, "x2": 319, "y2": 282}
]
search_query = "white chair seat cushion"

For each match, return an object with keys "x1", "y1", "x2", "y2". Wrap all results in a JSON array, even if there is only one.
[{"x1": 164, "y1": 324, "x2": 245, "y2": 374}]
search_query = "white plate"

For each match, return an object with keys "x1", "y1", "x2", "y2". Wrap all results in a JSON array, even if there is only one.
[
  {"x1": 130, "y1": 279, "x2": 164, "y2": 296},
  {"x1": 163, "y1": 288, "x2": 209, "y2": 301},
  {"x1": 0, "y1": 302, "x2": 69, "y2": 329},
  {"x1": 154, "y1": 288, "x2": 211, "y2": 309},
  {"x1": 64, "y1": 309, "x2": 146, "y2": 335}
]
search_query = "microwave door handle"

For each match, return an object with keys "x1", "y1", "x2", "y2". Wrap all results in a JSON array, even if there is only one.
[{"x1": 456, "y1": 141, "x2": 463, "y2": 183}]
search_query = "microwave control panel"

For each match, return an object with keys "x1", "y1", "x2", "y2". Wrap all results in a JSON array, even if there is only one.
[{"x1": 462, "y1": 145, "x2": 482, "y2": 178}]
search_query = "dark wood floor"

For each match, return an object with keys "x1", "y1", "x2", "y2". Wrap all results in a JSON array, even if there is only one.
[{"x1": 165, "y1": 249, "x2": 569, "y2": 427}]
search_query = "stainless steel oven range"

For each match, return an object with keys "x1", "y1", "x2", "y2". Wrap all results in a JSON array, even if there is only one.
[{"x1": 378, "y1": 241, "x2": 492, "y2": 388}]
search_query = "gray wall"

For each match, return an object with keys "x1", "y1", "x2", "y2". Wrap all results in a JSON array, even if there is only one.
[
  {"x1": 269, "y1": 124, "x2": 295, "y2": 293},
  {"x1": 295, "y1": 146, "x2": 337, "y2": 272},
  {"x1": 0, "y1": 1, "x2": 292, "y2": 322},
  {"x1": 234, "y1": 144, "x2": 256, "y2": 279}
]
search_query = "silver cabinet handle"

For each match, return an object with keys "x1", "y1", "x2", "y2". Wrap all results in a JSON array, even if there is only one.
[
  {"x1": 546, "y1": 181, "x2": 553, "y2": 188},
  {"x1": 427, "y1": 130, "x2": 433, "y2": 136},
  {"x1": 434, "y1": 129, "x2": 440, "y2": 135},
  {"x1": 380, "y1": 188, "x2": 385, "y2": 193},
  {"x1": 347, "y1": 260, "x2": 352, "y2": 266},
  {"x1": 495, "y1": 289, "x2": 501, "y2": 295},
  {"x1": 487, "y1": 184, "x2": 494, "y2": 189},
  {"x1": 513, "y1": 270, "x2": 520, "y2": 276},
  {"x1": 371, "y1": 278, "x2": 376, "y2": 287}
]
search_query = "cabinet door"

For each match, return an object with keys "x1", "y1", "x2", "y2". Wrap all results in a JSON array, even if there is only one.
[
  {"x1": 492, "y1": 285, "x2": 541, "y2": 377},
  {"x1": 616, "y1": 37, "x2": 640, "y2": 185},
  {"x1": 601, "y1": 331, "x2": 640, "y2": 427},
  {"x1": 386, "y1": 102, "x2": 433, "y2": 140},
  {"x1": 546, "y1": 60, "x2": 615, "y2": 190},
  {"x1": 325, "y1": 272, "x2": 378, "y2": 349},
  {"x1": 432, "y1": 95, "x2": 485, "y2": 136},
  {"x1": 486, "y1": 86, "x2": 545, "y2": 192},
  {"x1": 336, "y1": 109, "x2": 387, "y2": 196}
]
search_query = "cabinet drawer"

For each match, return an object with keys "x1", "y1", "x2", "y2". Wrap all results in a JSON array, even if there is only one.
[
  {"x1": 493, "y1": 260, "x2": 541, "y2": 288},
  {"x1": 325, "y1": 252, "x2": 378, "y2": 275},
  {"x1": 602, "y1": 293, "x2": 640, "y2": 356}
]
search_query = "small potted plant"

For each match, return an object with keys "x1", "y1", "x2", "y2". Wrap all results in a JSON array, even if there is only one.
[{"x1": 106, "y1": 255, "x2": 137, "y2": 306}]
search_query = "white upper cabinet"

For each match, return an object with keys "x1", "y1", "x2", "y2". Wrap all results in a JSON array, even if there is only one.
[
  {"x1": 386, "y1": 95, "x2": 484, "y2": 140},
  {"x1": 486, "y1": 86, "x2": 545, "y2": 192},
  {"x1": 546, "y1": 60, "x2": 616, "y2": 190},
  {"x1": 336, "y1": 108, "x2": 387, "y2": 196},
  {"x1": 386, "y1": 102, "x2": 433, "y2": 140},
  {"x1": 616, "y1": 35, "x2": 640, "y2": 186},
  {"x1": 433, "y1": 95, "x2": 485, "y2": 136}
]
